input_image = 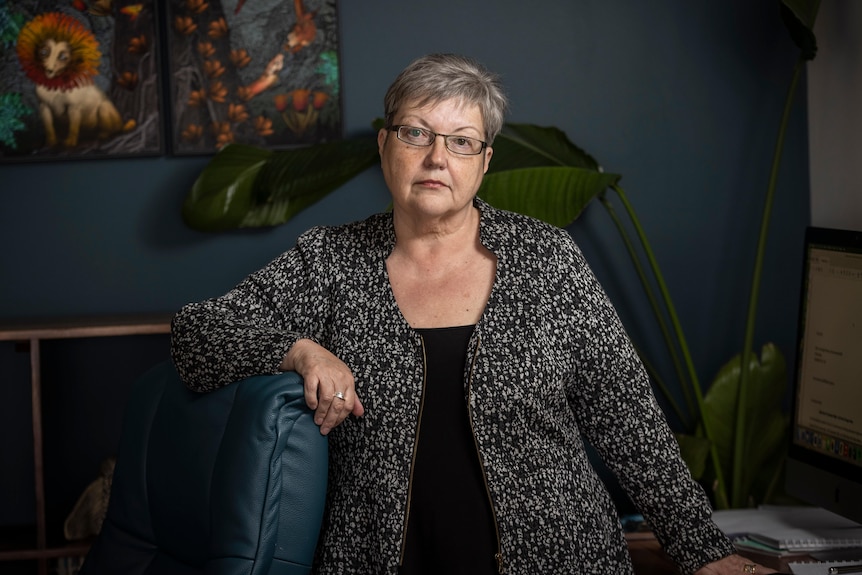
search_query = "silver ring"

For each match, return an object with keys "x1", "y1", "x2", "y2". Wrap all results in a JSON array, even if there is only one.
[{"x1": 333, "y1": 391, "x2": 345, "y2": 401}]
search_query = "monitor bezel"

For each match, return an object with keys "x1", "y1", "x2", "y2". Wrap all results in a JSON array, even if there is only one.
[{"x1": 785, "y1": 225, "x2": 862, "y2": 524}]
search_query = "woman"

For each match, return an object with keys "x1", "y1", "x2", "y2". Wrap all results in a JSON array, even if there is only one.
[{"x1": 171, "y1": 53, "x2": 778, "y2": 575}]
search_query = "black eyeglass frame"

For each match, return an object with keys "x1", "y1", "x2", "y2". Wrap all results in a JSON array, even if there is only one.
[{"x1": 388, "y1": 125, "x2": 488, "y2": 156}]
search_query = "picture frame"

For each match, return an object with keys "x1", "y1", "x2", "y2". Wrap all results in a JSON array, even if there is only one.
[
  {"x1": 164, "y1": 0, "x2": 343, "y2": 155},
  {"x1": 0, "y1": 0, "x2": 164, "y2": 162}
]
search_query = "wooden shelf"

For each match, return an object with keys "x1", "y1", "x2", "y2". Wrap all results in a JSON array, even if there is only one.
[
  {"x1": 0, "y1": 314, "x2": 173, "y2": 574},
  {"x1": 0, "y1": 314, "x2": 173, "y2": 341},
  {"x1": 0, "y1": 542, "x2": 91, "y2": 561}
]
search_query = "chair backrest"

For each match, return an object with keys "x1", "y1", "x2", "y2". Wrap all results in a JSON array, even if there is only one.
[{"x1": 81, "y1": 361, "x2": 328, "y2": 575}]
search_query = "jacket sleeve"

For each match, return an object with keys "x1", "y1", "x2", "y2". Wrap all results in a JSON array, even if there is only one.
[
  {"x1": 559, "y1": 232, "x2": 735, "y2": 574},
  {"x1": 171, "y1": 226, "x2": 332, "y2": 392}
]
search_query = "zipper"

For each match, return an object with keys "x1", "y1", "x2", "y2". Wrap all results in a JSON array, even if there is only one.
[
  {"x1": 466, "y1": 334, "x2": 506, "y2": 574},
  {"x1": 397, "y1": 333, "x2": 505, "y2": 573},
  {"x1": 398, "y1": 335, "x2": 428, "y2": 567}
]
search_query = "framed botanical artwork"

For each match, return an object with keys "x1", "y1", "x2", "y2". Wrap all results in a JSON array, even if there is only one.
[
  {"x1": 0, "y1": 0, "x2": 164, "y2": 162},
  {"x1": 165, "y1": 0, "x2": 343, "y2": 154}
]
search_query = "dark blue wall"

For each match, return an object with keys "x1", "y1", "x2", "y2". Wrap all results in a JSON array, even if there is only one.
[{"x1": 0, "y1": 0, "x2": 810, "y2": 530}]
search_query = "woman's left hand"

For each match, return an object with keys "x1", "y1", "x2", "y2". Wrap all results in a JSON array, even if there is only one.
[{"x1": 695, "y1": 554, "x2": 783, "y2": 575}]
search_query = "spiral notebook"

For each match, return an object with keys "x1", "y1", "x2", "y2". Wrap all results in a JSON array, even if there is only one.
[{"x1": 712, "y1": 505, "x2": 862, "y2": 553}]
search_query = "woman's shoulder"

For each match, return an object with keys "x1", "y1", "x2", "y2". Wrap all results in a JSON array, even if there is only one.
[
  {"x1": 477, "y1": 198, "x2": 573, "y2": 246},
  {"x1": 296, "y1": 211, "x2": 395, "y2": 253}
]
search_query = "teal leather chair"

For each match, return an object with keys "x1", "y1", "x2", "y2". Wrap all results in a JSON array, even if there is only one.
[{"x1": 80, "y1": 361, "x2": 328, "y2": 575}]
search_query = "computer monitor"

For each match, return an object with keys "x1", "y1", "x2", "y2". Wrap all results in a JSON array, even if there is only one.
[{"x1": 785, "y1": 226, "x2": 862, "y2": 525}]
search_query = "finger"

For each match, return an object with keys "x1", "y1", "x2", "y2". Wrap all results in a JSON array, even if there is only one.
[
  {"x1": 352, "y1": 396, "x2": 365, "y2": 417},
  {"x1": 303, "y1": 376, "x2": 320, "y2": 411},
  {"x1": 319, "y1": 390, "x2": 350, "y2": 435},
  {"x1": 314, "y1": 382, "x2": 341, "y2": 426}
]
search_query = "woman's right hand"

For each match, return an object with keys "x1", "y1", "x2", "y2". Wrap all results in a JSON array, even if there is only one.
[{"x1": 281, "y1": 339, "x2": 364, "y2": 435}]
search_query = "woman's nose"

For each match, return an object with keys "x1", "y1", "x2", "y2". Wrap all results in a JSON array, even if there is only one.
[{"x1": 424, "y1": 135, "x2": 448, "y2": 166}]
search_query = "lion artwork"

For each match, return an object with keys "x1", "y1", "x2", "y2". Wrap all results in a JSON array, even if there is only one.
[{"x1": 16, "y1": 12, "x2": 127, "y2": 148}]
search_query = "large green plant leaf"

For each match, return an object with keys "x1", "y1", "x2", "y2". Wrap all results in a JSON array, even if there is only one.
[
  {"x1": 252, "y1": 137, "x2": 380, "y2": 204},
  {"x1": 478, "y1": 123, "x2": 618, "y2": 227},
  {"x1": 239, "y1": 137, "x2": 380, "y2": 228},
  {"x1": 182, "y1": 144, "x2": 273, "y2": 231},
  {"x1": 700, "y1": 343, "x2": 788, "y2": 507},
  {"x1": 182, "y1": 137, "x2": 379, "y2": 232},
  {"x1": 676, "y1": 432, "x2": 712, "y2": 481},
  {"x1": 478, "y1": 166, "x2": 619, "y2": 228},
  {"x1": 780, "y1": 0, "x2": 820, "y2": 60},
  {"x1": 489, "y1": 123, "x2": 602, "y2": 172}
]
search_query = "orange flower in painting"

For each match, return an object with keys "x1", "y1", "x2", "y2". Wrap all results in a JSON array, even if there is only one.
[
  {"x1": 181, "y1": 124, "x2": 204, "y2": 142},
  {"x1": 186, "y1": 0, "x2": 209, "y2": 14},
  {"x1": 188, "y1": 89, "x2": 207, "y2": 107},
  {"x1": 203, "y1": 59, "x2": 225, "y2": 78},
  {"x1": 174, "y1": 15, "x2": 197, "y2": 35},
  {"x1": 208, "y1": 17, "x2": 228, "y2": 39},
  {"x1": 312, "y1": 91, "x2": 329, "y2": 110},
  {"x1": 236, "y1": 86, "x2": 252, "y2": 102},
  {"x1": 273, "y1": 93, "x2": 289, "y2": 112},
  {"x1": 227, "y1": 103, "x2": 249, "y2": 123},
  {"x1": 211, "y1": 121, "x2": 230, "y2": 135},
  {"x1": 230, "y1": 49, "x2": 251, "y2": 69},
  {"x1": 127, "y1": 34, "x2": 148, "y2": 54},
  {"x1": 278, "y1": 88, "x2": 322, "y2": 136},
  {"x1": 254, "y1": 116, "x2": 274, "y2": 137},
  {"x1": 211, "y1": 121, "x2": 234, "y2": 148},
  {"x1": 197, "y1": 41, "x2": 215, "y2": 58},
  {"x1": 290, "y1": 89, "x2": 310, "y2": 112},
  {"x1": 120, "y1": 4, "x2": 143, "y2": 21},
  {"x1": 208, "y1": 81, "x2": 227, "y2": 103},
  {"x1": 116, "y1": 71, "x2": 138, "y2": 90}
]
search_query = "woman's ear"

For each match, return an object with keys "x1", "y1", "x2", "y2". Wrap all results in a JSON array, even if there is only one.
[
  {"x1": 377, "y1": 128, "x2": 388, "y2": 156},
  {"x1": 483, "y1": 146, "x2": 493, "y2": 174}
]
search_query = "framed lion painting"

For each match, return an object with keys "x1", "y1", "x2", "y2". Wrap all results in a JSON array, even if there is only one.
[
  {"x1": 0, "y1": 0, "x2": 164, "y2": 162},
  {"x1": 164, "y1": 0, "x2": 343, "y2": 154}
]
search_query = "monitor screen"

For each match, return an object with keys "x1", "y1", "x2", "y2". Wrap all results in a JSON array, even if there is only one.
[{"x1": 785, "y1": 226, "x2": 862, "y2": 525}]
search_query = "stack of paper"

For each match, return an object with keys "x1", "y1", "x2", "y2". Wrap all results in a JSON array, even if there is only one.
[{"x1": 712, "y1": 505, "x2": 862, "y2": 555}]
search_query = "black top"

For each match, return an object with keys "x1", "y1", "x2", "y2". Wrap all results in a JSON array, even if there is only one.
[{"x1": 399, "y1": 325, "x2": 497, "y2": 575}]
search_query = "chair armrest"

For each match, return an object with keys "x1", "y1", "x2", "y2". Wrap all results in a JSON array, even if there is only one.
[{"x1": 83, "y1": 361, "x2": 328, "y2": 575}]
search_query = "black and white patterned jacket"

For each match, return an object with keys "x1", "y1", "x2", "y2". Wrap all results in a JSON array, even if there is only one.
[{"x1": 171, "y1": 198, "x2": 734, "y2": 575}]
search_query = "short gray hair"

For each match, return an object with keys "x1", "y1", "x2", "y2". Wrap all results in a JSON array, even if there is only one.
[{"x1": 383, "y1": 53, "x2": 509, "y2": 144}]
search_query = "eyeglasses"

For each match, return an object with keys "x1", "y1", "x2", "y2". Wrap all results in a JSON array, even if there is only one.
[{"x1": 389, "y1": 125, "x2": 487, "y2": 156}]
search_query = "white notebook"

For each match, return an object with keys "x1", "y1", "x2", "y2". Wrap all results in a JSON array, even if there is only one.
[{"x1": 712, "y1": 505, "x2": 862, "y2": 552}]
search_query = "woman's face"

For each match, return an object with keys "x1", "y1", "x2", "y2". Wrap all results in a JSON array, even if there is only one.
[{"x1": 378, "y1": 98, "x2": 493, "y2": 222}]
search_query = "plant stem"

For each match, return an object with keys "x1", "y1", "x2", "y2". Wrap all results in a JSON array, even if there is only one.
[
  {"x1": 599, "y1": 193, "x2": 697, "y2": 426},
  {"x1": 731, "y1": 55, "x2": 805, "y2": 508},
  {"x1": 608, "y1": 184, "x2": 730, "y2": 508},
  {"x1": 609, "y1": 185, "x2": 704, "y2": 413}
]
